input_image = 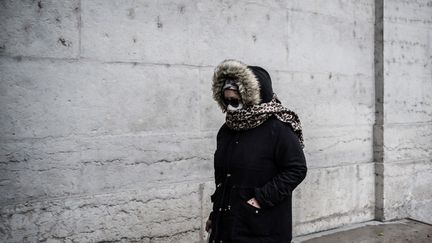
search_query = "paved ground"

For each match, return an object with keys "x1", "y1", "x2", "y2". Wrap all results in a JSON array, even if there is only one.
[{"x1": 293, "y1": 218, "x2": 432, "y2": 243}]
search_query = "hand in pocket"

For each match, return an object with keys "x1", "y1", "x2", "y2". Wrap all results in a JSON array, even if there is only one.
[{"x1": 246, "y1": 197, "x2": 261, "y2": 208}]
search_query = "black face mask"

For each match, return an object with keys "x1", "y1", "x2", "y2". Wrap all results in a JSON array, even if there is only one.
[{"x1": 223, "y1": 97, "x2": 244, "y2": 111}]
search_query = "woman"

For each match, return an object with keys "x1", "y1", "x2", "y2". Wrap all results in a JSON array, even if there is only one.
[{"x1": 206, "y1": 59, "x2": 307, "y2": 243}]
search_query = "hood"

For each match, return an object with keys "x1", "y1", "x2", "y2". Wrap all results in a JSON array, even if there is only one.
[
  {"x1": 212, "y1": 59, "x2": 274, "y2": 112},
  {"x1": 247, "y1": 65, "x2": 274, "y2": 103}
]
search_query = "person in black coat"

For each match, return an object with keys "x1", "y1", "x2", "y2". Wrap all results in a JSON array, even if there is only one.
[{"x1": 205, "y1": 59, "x2": 308, "y2": 243}]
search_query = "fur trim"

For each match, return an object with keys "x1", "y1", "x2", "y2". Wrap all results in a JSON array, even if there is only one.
[{"x1": 212, "y1": 59, "x2": 261, "y2": 112}]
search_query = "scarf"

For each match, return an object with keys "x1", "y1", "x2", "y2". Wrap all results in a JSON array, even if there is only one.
[{"x1": 225, "y1": 94, "x2": 305, "y2": 149}]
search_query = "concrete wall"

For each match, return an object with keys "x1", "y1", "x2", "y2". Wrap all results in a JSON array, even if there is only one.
[
  {"x1": 378, "y1": 0, "x2": 432, "y2": 224},
  {"x1": 0, "y1": 0, "x2": 430, "y2": 242}
]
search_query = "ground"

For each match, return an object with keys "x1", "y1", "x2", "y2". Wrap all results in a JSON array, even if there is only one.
[{"x1": 293, "y1": 219, "x2": 432, "y2": 243}]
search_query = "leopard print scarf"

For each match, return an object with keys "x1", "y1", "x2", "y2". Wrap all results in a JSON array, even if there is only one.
[{"x1": 225, "y1": 94, "x2": 305, "y2": 149}]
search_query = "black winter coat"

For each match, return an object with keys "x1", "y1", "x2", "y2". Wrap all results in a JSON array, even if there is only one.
[{"x1": 208, "y1": 115, "x2": 307, "y2": 243}]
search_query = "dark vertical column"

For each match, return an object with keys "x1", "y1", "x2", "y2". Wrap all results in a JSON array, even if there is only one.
[
  {"x1": 373, "y1": 0, "x2": 385, "y2": 221},
  {"x1": 199, "y1": 183, "x2": 205, "y2": 243}
]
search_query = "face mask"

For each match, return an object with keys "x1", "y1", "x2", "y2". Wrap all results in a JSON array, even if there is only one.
[
  {"x1": 224, "y1": 97, "x2": 243, "y2": 111},
  {"x1": 227, "y1": 102, "x2": 243, "y2": 111}
]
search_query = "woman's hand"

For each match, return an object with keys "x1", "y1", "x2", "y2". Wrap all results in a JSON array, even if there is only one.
[
  {"x1": 247, "y1": 197, "x2": 261, "y2": 208},
  {"x1": 205, "y1": 219, "x2": 212, "y2": 232}
]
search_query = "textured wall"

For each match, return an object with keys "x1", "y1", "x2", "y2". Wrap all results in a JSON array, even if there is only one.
[
  {"x1": 0, "y1": 0, "x2": 430, "y2": 242},
  {"x1": 380, "y1": 0, "x2": 432, "y2": 224}
]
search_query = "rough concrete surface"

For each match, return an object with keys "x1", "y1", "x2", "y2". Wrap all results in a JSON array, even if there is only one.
[
  {"x1": 0, "y1": 0, "x2": 431, "y2": 242},
  {"x1": 293, "y1": 219, "x2": 432, "y2": 243}
]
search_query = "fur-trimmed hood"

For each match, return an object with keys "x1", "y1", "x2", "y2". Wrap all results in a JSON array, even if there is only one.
[
  {"x1": 211, "y1": 59, "x2": 306, "y2": 149},
  {"x1": 212, "y1": 59, "x2": 264, "y2": 112}
]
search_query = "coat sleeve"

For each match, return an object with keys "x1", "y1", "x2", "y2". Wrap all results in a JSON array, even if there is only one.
[
  {"x1": 253, "y1": 123, "x2": 307, "y2": 209},
  {"x1": 208, "y1": 211, "x2": 215, "y2": 221}
]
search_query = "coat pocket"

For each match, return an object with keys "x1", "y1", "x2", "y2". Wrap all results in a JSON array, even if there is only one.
[{"x1": 234, "y1": 188, "x2": 276, "y2": 236}]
